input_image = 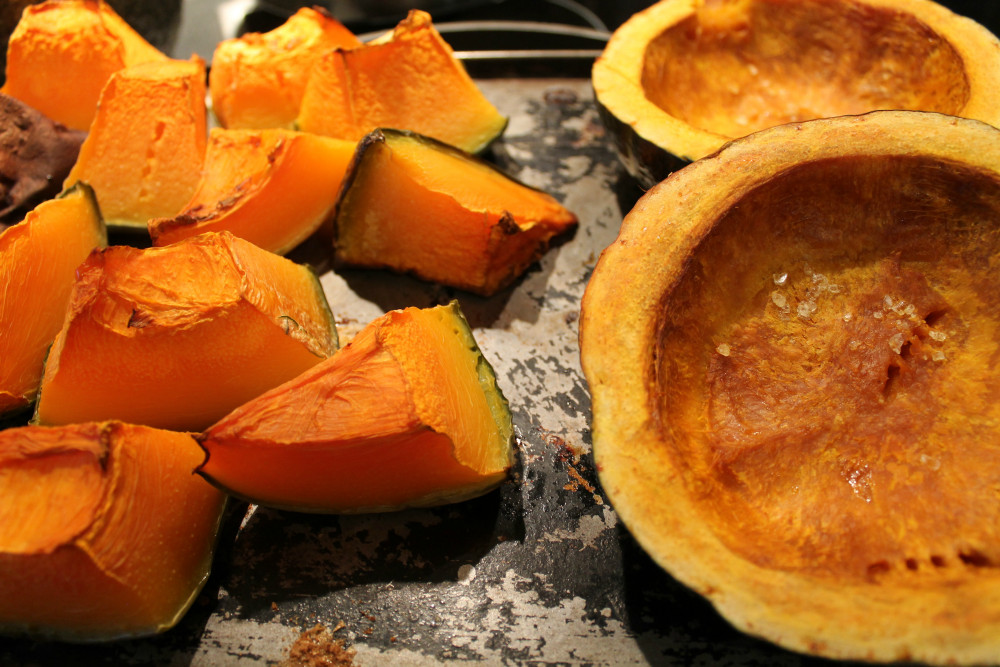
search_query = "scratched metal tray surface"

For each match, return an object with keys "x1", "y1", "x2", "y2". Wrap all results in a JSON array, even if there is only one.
[{"x1": 1, "y1": 78, "x2": 861, "y2": 666}]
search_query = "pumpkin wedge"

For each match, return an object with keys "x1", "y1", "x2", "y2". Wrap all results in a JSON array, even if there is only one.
[
  {"x1": 209, "y1": 6, "x2": 361, "y2": 130},
  {"x1": 594, "y1": 0, "x2": 1000, "y2": 187},
  {"x1": 149, "y1": 128, "x2": 356, "y2": 255},
  {"x1": 0, "y1": 421, "x2": 227, "y2": 641},
  {"x1": 0, "y1": 184, "x2": 106, "y2": 418},
  {"x1": 334, "y1": 128, "x2": 578, "y2": 296},
  {"x1": 63, "y1": 57, "x2": 208, "y2": 229},
  {"x1": 0, "y1": 93, "x2": 87, "y2": 227},
  {"x1": 198, "y1": 301, "x2": 514, "y2": 514},
  {"x1": 580, "y1": 111, "x2": 1000, "y2": 664},
  {"x1": 35, "y1": 231, "x2": 338, "y2": 432},
  {"x1": 1, "y1": 0, "x2": 167, "y2": 132},
  {"x1": 297, "y1": 10, "x2": 507, "y2": 154}
]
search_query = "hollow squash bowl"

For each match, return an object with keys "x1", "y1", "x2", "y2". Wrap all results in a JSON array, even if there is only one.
[
  {"x1": 579, "y1": 110, "x2": 1000, "y2": 664},
  {"x1": 593, "y1": 0, "x2": 1000, "y2": 188}
]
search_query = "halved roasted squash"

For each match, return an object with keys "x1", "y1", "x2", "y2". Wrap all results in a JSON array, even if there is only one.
[
  {"x1": 593, "y1": 0, "x2": 1000, "y2": 187},
  {"x1": 63, "y1": 57, "x2": 208, "y2": 229},
  {"x1": 0, "y1": 184, "x2": 106, "y2": 418},
  {"x1": 297, "y1": 10, "x2": 507, "y2": 154},
  {"x1": 0, "y1": 421, "x2": 227, "y2": 641},
  {"x1": 580, "y1": 110, "x2": 1000, "y2": 664},
  {"x1": 1, "y1": 0, "x2": 167, "y2": 131},
  {"x1": 209, "y1": 6, "x2": 361, "y2": 130},
  {"x1": 198, "y1": 301, "x2": 514, "y2": 513},
  {"x1": 35, "y1": 231, "x2": 338, "y2": 432},
  {"x1": 334, "y1": 128, "x2": 577, "y2": 296},
  {"x1": 0, "y1": 93, "x2": 87, "y2": 226},
  {"x1": 149, "y1": 128, "x2": 356, "y2": 255}
]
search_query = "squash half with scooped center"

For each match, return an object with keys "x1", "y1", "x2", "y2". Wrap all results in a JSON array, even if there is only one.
[
  {"x1": 198, "y1": 301, "x2": 514, "y2": 514},
  {"x1": 580, "y1": 110, "x2": 1000, "y2": 665},
  {"x1": 593, "y1": 0, "x2": 1000, "y2": 188}
]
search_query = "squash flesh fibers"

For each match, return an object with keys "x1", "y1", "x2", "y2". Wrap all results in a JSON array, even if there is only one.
[
  {"x1": 297, "y1": 10, "x2": 507, "y2": 154},
  {"x1": 0, "y1": 422, "x2": 227, "y2": 640},
  {"x1": 1, "y1": 0, "x2": 167, "y2": 131},
  {"x1": 0, "y1": 185, "x2": 106, "y2": 417},
  {"x1": 64, "y1": 58, "x2": 208, "y2": 229},
  {"x1": 209, "y1": 6, "x2": 361, "y2": 130},
  {"x1": 335, "y1": 129, "x2": 578, "y2": 296},
  {"x1": 199, "y1": 302, "x2": 514, "y2": 513},
  {"x1": 35, "y1": 231, "x2": 338, "y2": 432},
  {"x1": 149, "y1": 128, "x2": 356, "y2": 255}
]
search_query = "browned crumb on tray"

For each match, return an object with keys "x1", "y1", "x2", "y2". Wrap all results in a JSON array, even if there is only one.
[{"x1": 279, "y1": 624, "x2": 355, "y2": 667}]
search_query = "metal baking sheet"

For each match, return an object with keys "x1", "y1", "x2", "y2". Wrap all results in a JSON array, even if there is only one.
[{"x1": 1, "y1": 78, "x2": 844, "y2": 666}]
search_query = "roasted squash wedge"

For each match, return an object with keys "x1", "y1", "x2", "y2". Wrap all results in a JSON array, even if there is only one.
[
  {"x1": 297, "y1": 10, "x2": 507, "y2": 154},
  {"x1": 593, "y1": 0, "x2": 1000, "y2": 187},
  {"x1": 209, "y1": 6, "x2": 361, "y2": 130},
  {"x1": 0, "y1": 421, "x2": 227, "y2": 641},
  {"x1": 149, "y1": 128, "x2": 356, "y2": 255},
  {"x1": 35, "y1": 231, "x2": 338, "y2": 432},
  {"x1": 580, "y1": 111, "x2": 1000, "y2": 664},
  {"x1": 199, "y1": 301, "x2": 514, "y2": 514},
  {"x1": 64, "y1": 57, "x2": 208, "y2": 229},
  {"x1": 1, "y1": 0, "x2": 167, "y2": 132},
  {"x1": 334, "y1": 129, "x2": 577, "y2": 296},
  {"x1": 0, "y1": 184, "x2": 106, "y2": 418}
]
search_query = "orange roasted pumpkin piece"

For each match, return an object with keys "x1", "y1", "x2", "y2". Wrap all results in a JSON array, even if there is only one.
[
  {"x1": 1, "y1": 0, "x2": 167, "y2": 131},
  {"x1": 0, "y1": 421, "x2": 227, "y2": 641},
  {"x1": 209, "y1": 6, "x2": 360, "y2": 130},
  {"x1": 149, "y1": 128, "x2": 356, "y2": 255},
  {"x1": 35, "y1": 231, "x2": 338, "y2": 432},
  {"x1": 297, "y1": 10, "x2": 507, "y2": 154},
  {"x1": 198, "y1": 301, "x2": 514, "y2": 513},
  {"x1": 63, "y1": 57, "x2": 208, "y2": 230},
  {"x1": 0, "y1": 184, "x2": 106, "y2": 418},
  {"x1": 334, "y1": 128, "x2": 578, "y2": 296}
]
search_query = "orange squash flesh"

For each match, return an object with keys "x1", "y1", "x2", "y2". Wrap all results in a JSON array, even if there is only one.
[
  {"x1": 0, "y1": 184, "x2": 107, "y2": 417},
  {"x1": 35, "y1": 231, "x2": 338, "y2": 432},
  {"x1": 149, "y1": 128, "x2": 356, "y2": 255},
  {"x1": 297, "y1": 10, "x2": 507, "y2": 154},
  {"x1": 335, "y1": 129, "x2": 578, "y2": 296},
  {"x1": 1, "y1": 0, "x2": 167, "y2": 131},
  {"x1": 63, "y1": 57, "x2": 208, "y2": 229},
  {"x1": 0, "y1": 421, "x2": 227, "y2": 641},
  {"x1": 209, "y1": 6, "x2": 361, "y2": 130},
  {"x1": 199, "y1": 301, "x2": 514, "y2": 513}
]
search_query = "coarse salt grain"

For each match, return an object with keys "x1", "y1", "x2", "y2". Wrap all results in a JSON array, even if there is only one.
[{"x1": 717, "y1": 343, "x2": 731, "y2": 357}]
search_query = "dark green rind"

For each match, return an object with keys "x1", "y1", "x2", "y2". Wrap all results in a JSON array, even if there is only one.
[{"x1": 595, "y1": 96, "x2": 691, "y2": 191}]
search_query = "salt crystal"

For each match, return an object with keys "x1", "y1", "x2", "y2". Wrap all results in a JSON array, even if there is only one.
[
  {"x1": 929, "y1": 330, "x2": 947, "y2": 341},
  {"x1": 883, "y1": 295, "x2": 894, "y2": 309},
  {"x1": 747, "y1": 63, "x2": 759, "y2": 75},
  {"x1": 771, "y1": 290, "x2": 788, "y2": 309},
  {"x1": 932, "y1": 350, "x2": 946, "y2": 362},
  {"x1": 873, "y1": 311, "x2": 884, "y2": 319},
  {"x1": 773, "y1": 272, "x2": 788, "y2": 286},
  {"x1": 827, "y1": 284, "x2": 841, "y2": 294},
  {"x1": 797, "y1": 301, "x2": 816, "y2": 318},
  {"x1": 843, "y1": 312, "x2": 853, "y2": 322},
  {"x1": 812, "y1": 272, "x2": 827, "y2": 285},
  {"x1": 888, "y1": 333, "x2": 905, "y2": 354},
  {"x1": 717, "y1": 343, "x2": 731, "y2": 357}
]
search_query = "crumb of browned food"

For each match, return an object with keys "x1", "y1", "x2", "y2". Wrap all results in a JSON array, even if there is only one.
[{"x1": 279, "y1": 624, "x2": 355, "y2": 667}]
